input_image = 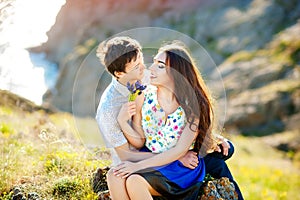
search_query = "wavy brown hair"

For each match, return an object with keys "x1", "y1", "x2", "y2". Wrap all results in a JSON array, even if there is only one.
[{"x1": 158, "y1": 41, "x2": 217, "y2": 155}]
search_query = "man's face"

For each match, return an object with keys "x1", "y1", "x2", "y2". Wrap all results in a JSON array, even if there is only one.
[{"x1": 121, "y1": 51, "x2": 145, "y2": 83}]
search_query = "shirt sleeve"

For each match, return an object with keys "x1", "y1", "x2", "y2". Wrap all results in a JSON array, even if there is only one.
[{"x1": 95, "y1": 103, "x2": 128, "y2": 148}]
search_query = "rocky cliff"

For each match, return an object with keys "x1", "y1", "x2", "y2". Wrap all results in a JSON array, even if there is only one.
[
  {"x1": 216, "y1": 22, "x2": 300, "y2": 135},
  {"x1": 0, "y1": 89, "x2": 54, "y2": 113},
  {"x1": 32, "y1": 0, "x2": 299, "y2": 136}
]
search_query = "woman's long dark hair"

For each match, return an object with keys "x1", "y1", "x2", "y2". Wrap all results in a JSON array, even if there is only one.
[{"x1": 159, "y1": 41, "x2": 216, "y2": 155}]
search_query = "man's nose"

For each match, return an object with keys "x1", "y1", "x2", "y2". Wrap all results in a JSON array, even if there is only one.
[{"x1": 148, "y1": 63, "x2": 155, "y2": 70}]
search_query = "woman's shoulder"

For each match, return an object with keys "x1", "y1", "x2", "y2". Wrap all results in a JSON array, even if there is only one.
[
  {"x1": 144, "y1": 84, "x2": 157, "y2": 95},
  {"x1": 145, "y1": 84, "x2": 157, "y2": 91},
  {"x1": 145, "y1": 84, "x2": 157, "y2": 92}
]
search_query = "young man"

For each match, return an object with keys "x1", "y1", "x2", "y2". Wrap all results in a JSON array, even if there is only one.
[{"x1": 95, "y1": 36, "x2": 243, "y2": 200}]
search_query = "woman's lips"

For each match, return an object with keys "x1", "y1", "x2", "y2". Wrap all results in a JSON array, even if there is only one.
[{"x1": 150, "y1": 74, "x2": 157, "y2": 78}]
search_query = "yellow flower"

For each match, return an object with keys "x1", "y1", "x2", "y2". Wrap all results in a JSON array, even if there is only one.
[{"x1": 145, "y1": 115, "x2": 150, "y2": 121}]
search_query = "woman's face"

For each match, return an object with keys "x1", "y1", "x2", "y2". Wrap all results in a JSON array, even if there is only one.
[{"x1": 149, "y1": 51, "x2": 173, "y2": 86}]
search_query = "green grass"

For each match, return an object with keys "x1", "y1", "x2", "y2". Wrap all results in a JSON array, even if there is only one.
[
  {"x1": 227, "y1": 135, "x2": 300, "y2": 200},
  {"x1": 0, "y1": 105, "x2": 299, "y2": 199},
  {"x1": 0, "y1": 106, "x2": 110, "y2": 199}
]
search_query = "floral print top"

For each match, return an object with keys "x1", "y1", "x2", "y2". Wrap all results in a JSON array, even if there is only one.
[{"x1": 141, "y1": 86, "x2": 187, "y2": 153}]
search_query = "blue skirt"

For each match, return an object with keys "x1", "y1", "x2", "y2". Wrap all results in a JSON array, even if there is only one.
[
  {"x1": 135, "y1": 147, "x2": 206, "y2": 199},
  {"x1": 154, "y1": 157, "x2": 205, "y2": 189}
]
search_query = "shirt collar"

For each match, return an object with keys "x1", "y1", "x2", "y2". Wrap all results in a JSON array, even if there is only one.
[{"x1": 112, "y1": 78, "x2": 130, "y2": 97}]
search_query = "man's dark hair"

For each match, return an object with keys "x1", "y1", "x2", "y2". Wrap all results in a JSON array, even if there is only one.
[{"x1": 97, "y1": 36, "x2": 142, "y2": 77}]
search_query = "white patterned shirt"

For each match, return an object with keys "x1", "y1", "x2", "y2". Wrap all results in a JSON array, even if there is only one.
[{"x1": 95, "y1": 78, "x2": 131, "y2": 165}]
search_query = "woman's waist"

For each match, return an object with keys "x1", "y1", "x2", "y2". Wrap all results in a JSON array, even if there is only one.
[{"x1": 144, "y1": 139, "x2": 194, "y2": 153}]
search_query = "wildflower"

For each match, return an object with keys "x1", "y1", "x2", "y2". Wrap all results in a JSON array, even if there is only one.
[{"x1": 127, "y1": 80, "x2": 147, "y2": 101}]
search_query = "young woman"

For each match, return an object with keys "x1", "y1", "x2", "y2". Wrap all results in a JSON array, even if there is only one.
[{"x1": 114, "y1": 40, "x2": 218, "y2": 199}]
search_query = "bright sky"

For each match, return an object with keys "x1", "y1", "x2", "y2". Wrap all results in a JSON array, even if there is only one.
[
  {"x1": 0, "y1": 0, "x2": 65, "y2": 105},
  {"x1": 12, "y1": 0, "x2": 66, "y2": 48}
]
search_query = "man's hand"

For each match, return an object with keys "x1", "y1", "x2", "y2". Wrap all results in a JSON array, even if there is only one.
[
  {"x1": 117, "y1": 102, "x2": 136, "y2": 123},
  {"x1": 178, "y1": 151, "x2": 199, "y2": 169},
  {"x1": 214, "y1": 135, "x2": 230, "y2": 156}
]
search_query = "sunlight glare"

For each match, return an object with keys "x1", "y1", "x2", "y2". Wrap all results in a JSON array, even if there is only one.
[
  {"x1": 12, "y1": 0, "x2": 66, "y2": 48},
  {"x1": 0, "y1": 0, "x2": 65, "y2": 105}
]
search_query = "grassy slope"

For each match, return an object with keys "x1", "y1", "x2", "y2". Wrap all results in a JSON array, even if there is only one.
[
  {"x1": 0, "y1": 105, "x2": 110, "y2": 200},
  {"x1": 227, "y1": 135, "x2": 300, "y2": 200},
  {"x1": 0, "y1": 102, "x2": 299, "y2": 199}
]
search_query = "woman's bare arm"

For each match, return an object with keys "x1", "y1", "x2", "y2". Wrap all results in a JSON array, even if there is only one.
[{"x1": 113, "y1": 119, "x2": 199, "y2": 177}]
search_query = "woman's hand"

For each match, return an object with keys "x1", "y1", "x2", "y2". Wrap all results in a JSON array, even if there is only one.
[
  {"x1": 113, "y1": 161, "x2": 142, "y2": 178},
  {"x1": 178, "y1": 150, "x2": 199, "y2": 169},
  {"x1": 117, "y1": 102, "x2": 136, "y2": 124}
]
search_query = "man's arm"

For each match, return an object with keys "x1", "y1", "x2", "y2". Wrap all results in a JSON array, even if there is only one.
[
  {"x1": 117, "y1": 101, "x2": 145, "y2": 149},
  {"x1": 117, "y1": 94, "x2": 145, "y2": 149}
]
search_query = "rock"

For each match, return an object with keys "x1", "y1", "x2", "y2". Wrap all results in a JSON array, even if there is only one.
[
  {"x1": 12, "y1": 193, "x2": 26, "y2": 200},
  {"x1": 225, "y1": 79, "x2": 300, "y2": 135},
  {"x1": 91, "y1": 167, "x2": 109, "y2": 194},
  {"x1": 215, "y1": 21, "x2": 300, "y2": 135},
  {"x1": 12, "y1": 187, "x2": 26, "y2": 200},
  {"x1": 37, "y1": 0, "x2": 290, "y2": 64},
  {"x1": 200, "y1": 177, "x2": 238, "y2": 200},
  {"x1": 27, "y1": 192, "x2": 40, "y2": 200},
  {"x1": 98, "y1": 191, "x2": 111, "y2": 200},
  {"x1": 0, "y1": 90, "x2": 54, "y2": 113},
  {"x1": 219, "y1": 1, "x2": 284, "y2": 53},
  {"x1": 32, "y1": 0, "x2": 201, "y2": 63},
  {"x1": 42, "y1": 40, "x2": 112, "y2": 115},
  {"x1": 13, "y1": 187, "x2": 21, "y2": 195},
  {"x1": 262, "y1": 129, "x2": 300, "y2": 154}
]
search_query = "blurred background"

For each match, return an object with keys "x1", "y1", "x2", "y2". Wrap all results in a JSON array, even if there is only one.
[{"x1": 0, "y1": 0, "x2": 300, "y2": 199}]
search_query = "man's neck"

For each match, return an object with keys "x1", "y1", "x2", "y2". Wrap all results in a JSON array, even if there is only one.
[{"x1": 118, "y1": 78, "x2": 136, "y2": 86}]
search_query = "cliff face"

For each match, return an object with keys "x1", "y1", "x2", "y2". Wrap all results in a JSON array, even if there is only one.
[
  {"x1": 0, "y1": 90, "x2": 54, "y2": 113},
  {"x1": 38, "y1": 0, "x2": 300, "y2": 64},
  {"x1": 217, "y1": 22, "x2": 300, "y2": 135},
  {"x1": 36, "y1": 0, "x2": 202, "y2": 63},
  {"x1": 32, "y1": 0, "x2": 300, "y2": 135}
]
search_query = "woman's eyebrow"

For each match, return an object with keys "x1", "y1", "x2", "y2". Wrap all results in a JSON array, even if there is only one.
[
  {"x1": 153, "y1": 57, "x2": 166, "y2": 65},
  {"x1": 158, "y1": 60, "x2": 166, "y2": 65}
]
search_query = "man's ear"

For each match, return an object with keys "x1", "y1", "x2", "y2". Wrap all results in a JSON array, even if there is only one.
[{"x1": 114, "y1": 71, "x2": 125, "y2": 79}]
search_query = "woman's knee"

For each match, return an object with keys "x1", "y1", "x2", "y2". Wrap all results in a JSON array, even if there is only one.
[
  {"x1": 106, "y1": 168, "x2": 115, "y2": 182},
  {"x1": 126, "y1": 174, "x2": 149, "y2": 190},
  {"x1": 106, "y1": 168, "x2": 130, "y2": 200},
  {"x1": 106, "y1": 168, "x2": 125, "y2": 186},
  {"x1": 126, "y1": 175, "x2": 156, "y2": 199},
  {"x1": 126, "y1": 174, "x2": 143, "y2": 186}
]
